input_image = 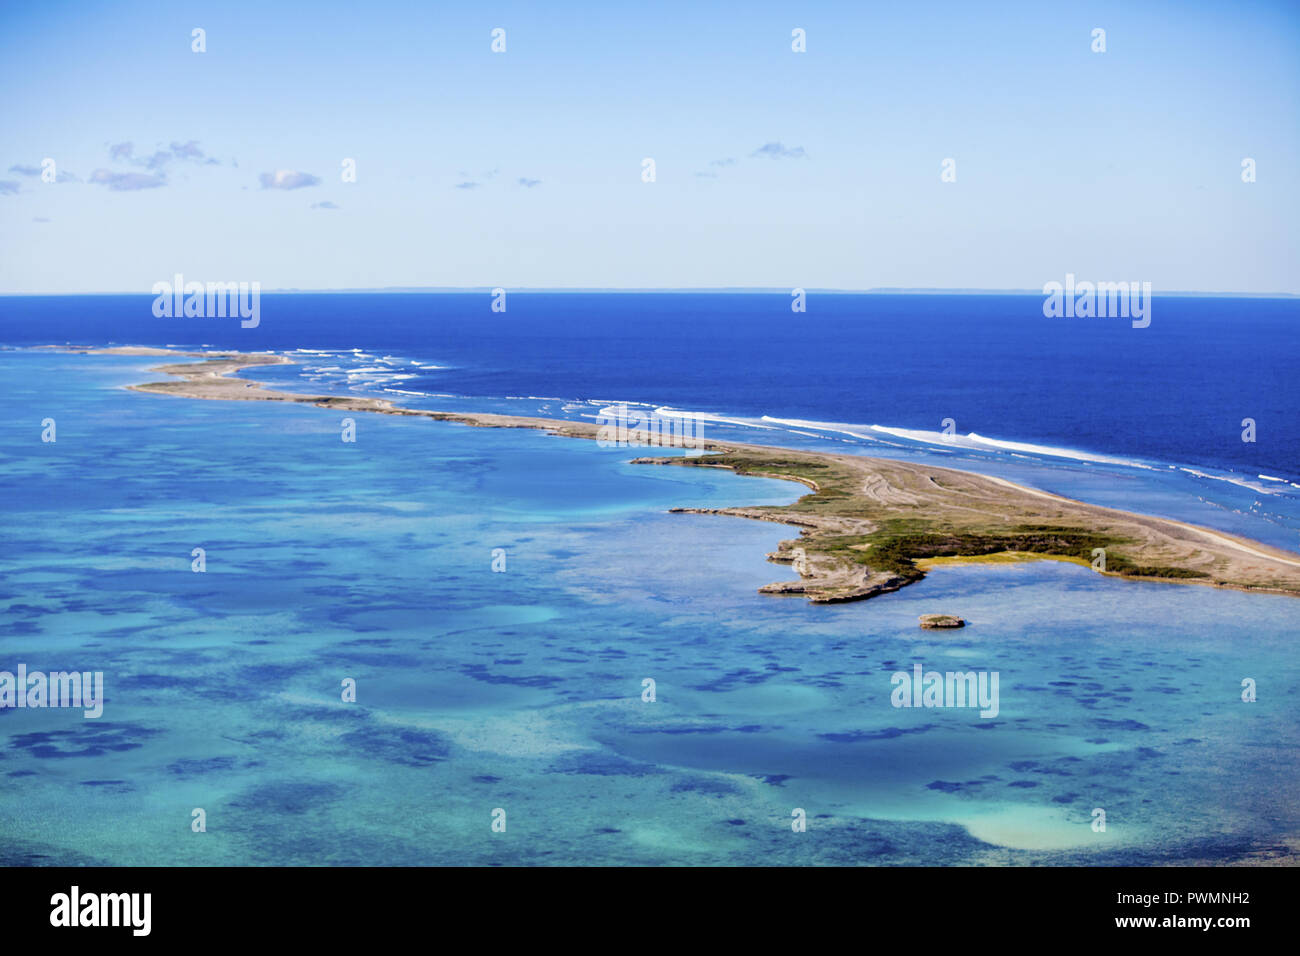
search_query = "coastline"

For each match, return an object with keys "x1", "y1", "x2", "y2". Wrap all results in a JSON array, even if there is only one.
[{"x1": 72, "y1": 345, "x2": 1300, "y2": 605}]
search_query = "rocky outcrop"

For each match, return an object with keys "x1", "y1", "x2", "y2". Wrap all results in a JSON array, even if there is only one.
[{"x1": 919, "y1": 614, "x2": 966, "y2": 629}]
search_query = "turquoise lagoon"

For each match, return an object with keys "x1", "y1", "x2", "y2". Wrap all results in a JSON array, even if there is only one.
[{"x1": 1, "y1": 350, "x2": 1297, "y2": 866}]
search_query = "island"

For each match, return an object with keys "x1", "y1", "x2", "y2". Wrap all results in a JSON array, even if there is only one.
[{"x1": 75, "y1": 347, "x2": 1300, "y2": 605}]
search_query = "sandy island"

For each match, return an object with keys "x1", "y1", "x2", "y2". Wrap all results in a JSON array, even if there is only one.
[{"x1": 71, "y1": 346, "x2": 1300, "y2": 605}]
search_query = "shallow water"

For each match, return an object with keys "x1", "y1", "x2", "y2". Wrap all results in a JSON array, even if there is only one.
[{"x1": 0, "y1": 351, "x2": 1296, "y2": 865}]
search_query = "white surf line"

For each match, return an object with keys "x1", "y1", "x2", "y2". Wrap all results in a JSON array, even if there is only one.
[{"x1": 978, "y1": 474, "x2": 1300, "y2": 569}]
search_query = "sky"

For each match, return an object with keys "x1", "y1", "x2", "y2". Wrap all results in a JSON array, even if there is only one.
[{"x1": 1, "y1": 0, "x2": 1297, "y2": 294}]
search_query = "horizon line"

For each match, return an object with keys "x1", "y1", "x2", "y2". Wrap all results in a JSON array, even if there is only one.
[{"x1": 2, "y1": 287, "x2": 1297, "y2": 298}]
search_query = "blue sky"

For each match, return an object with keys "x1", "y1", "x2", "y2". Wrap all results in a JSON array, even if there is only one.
[{"x1": 1, "y1": 0, "x2": 1297, "y2": 293}]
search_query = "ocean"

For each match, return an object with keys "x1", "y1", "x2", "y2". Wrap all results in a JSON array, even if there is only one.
[
  {"x1": 3, "y1": 292, "x2": 1297, "y2": 470},
  {"x1": 0, "y1": 293, "x2": 1296, "y2": 865},
  {"x1": 5, "y1": 292, "x2": 1298, "y2": 548}
]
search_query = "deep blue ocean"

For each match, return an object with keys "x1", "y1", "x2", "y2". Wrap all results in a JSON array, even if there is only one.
[{"x1": 2, "y1": 292, "x2": 1296, "y2": 477}]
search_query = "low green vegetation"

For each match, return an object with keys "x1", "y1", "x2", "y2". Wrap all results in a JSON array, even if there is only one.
[
  {"x1": 829, "y1": 525, "x2": 1209, "y2": 581},
  {"x1": 676, "y1": 453, "x2": 1210, "y2": 583}
]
